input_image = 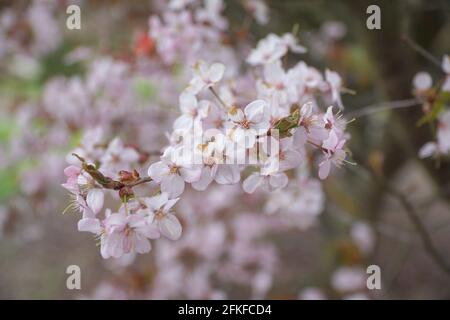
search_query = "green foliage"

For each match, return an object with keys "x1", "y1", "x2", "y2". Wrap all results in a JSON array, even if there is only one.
[
  {"x1": 0, "y1": 119, "x2": 17, "y2": 143},
  {"x1": 274, "y1": 108, "x2": 300, "y2": 138},
  {"x1": 417, "y1": 91, "x2": 450, "y2": 127},
  {"x1": 133, "y1": 77, "x2": 157, "y2": 101},
  {"x1": 0, "y1": 169, "x2": 19, "y2": 201}
]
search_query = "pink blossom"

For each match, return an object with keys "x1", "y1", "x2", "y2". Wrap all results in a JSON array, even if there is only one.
[{"x1": 101, "y1": 210, "x2": 160, "y2": 259}]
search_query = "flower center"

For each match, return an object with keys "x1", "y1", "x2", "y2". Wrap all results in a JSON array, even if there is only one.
[
  {"x1": 169, "y1": 165, "x2": 180, "y2": 174},
  {"x1": 239, "y1": 119, "x2": 251, "y2": 129},
  {"x1": 155, "y1": 209, "x2": 165, "y2": 220}
]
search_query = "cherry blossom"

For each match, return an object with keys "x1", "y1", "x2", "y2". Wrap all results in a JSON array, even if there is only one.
[
  {"x1": 148, "y1": 146, "x2": 202, "y2": 198},
  {"x1": 185, "y1": 60, "x2": 225, "y2": 94},
  {"x1": 419, "y1": 110, "x2": 450, "y2": 158},
  {"x1": 100, "y1": 210, "x2": 160, "y2": 258},
  {"x1": 227, "y1": 99, "x2": 270, "y2": 148},
  {"x1": 247, "y1": 33, "x2": 306, "y2": 66},
  {"x1": 325, "y1": 69, "x2": 344, "y2": 109},
  {"x1": 141, "y1": 192, "x2": 182, "y2": 240},
  {"x1": 243, "y1": 157, "x2": 288, "y2": 193}
]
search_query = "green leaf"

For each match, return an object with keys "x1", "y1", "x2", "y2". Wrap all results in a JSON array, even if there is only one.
[
  {"x1": 417, "y1": 91, "x2": 450, "y2": 127},
  {"x1": 133, "y1": 77, "x2": 157, "y2": 101}
]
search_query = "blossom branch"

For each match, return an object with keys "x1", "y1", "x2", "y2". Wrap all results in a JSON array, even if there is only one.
[{"x1": 72, "y1": 153, "x2": 152, "y2": 191}]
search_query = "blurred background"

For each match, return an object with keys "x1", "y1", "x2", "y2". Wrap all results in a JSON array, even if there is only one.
[{"x1": 0, "y1": 0, "x2": 450, "y2": 299}]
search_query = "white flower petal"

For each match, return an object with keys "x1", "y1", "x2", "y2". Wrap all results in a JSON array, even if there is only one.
[
  {"x1": 160, "y1": 214, "x2": 182, "y2": 240},
  {"x1": 145, "y1": 192, "x2": 169, "y2": 211},
  {"x1": 148, "y1": 161, "x2": 170, "y2": 182},
  {"x1": 179, "y1": 165, "x2": 202, "y2": 183},
  {"x1": 244, "y1": 100, "x2": 267, "y2": 123},
  {"x1": 242, "y1": 173, "x2": 264, "y2": 193},
  {"x1": 215, "y1": 165, "x2": 240, "y2": 184},
  {"x1": 269, "y1": 172, "x2": 288, "y2": 189},
  {"x1": 86, "y1": 189, "x2": 104, "y2": 215},
  {"x1": 77, "y1": 218, "x2": 102, "y2": 234},
  {"x1": 191, "y1": 166, "x2": 214, "y2": 191},
  {"x1": 318, "y1": 159, "x2": 331, "y2": 180},
  {"x1": 208, "y1": 63, "x2": 225, "y2": 83},
  {"x1": 161, "y1": 174, "x2": 185, "y2": 198}
]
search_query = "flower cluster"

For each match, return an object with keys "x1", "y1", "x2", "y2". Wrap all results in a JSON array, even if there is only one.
[
  {"x1": 413, "y1": 55, "x2": 450, "y2": 158},
  {"x1": 61, "y1": 0, "x2": 352, "y2": 260}
]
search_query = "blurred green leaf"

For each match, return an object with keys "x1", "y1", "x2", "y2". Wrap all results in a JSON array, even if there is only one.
[
  {"x1": 417, "y1": 91, "x2": 450, "y2": 127},
  {"x1": 0, "y1": 169, "x2": 19, "y2": 201},
  {"x1": 133, "y1": 77, "x2": 157, "y2": 101}
]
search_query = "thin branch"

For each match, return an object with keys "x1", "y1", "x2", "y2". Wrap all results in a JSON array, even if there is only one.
[
  {"x1": 209, "y1": 87, "x2": 229, "y2": 110},
  {"x1": 126, "y1": 177, "x2": 153, "y2": 188},
  {"x1": 348, "y1": 98, "x2": 421, "y2": 119},
  {"x1": 386, "y1": 185, "x2": 450, "y2": 277},
  {"x1": 401, "y1": 34, "x2": 442, "y2": 68}
]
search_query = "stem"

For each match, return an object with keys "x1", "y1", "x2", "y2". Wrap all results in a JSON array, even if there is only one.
[
  {"x1": 126, "y1": 177, "x2": 153, "y2": 188},
  {"x1": 401, "y1": 34, "x2": 442, "y2": 68},
  {"x1": 348, "y1": 98, "x2": 421, "y2": 119},
  {"x1": 72, "y1": 153, "x2": 152, "y2": 190},
  {"x1": 209, "y1": 87, "x2": 229, "y2": 110},
  {"x1": 307, "y1": 139, "x2": 327, "y2": 152}
]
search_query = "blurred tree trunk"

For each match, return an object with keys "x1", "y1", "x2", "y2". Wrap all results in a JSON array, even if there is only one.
[{"x1": 349, "y1": 0, "x2": 449, "y2": 210}]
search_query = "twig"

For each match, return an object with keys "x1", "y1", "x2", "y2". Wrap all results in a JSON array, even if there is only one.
[
  {"x1": 209, "y1": 87, "x2": 229, "y2": 110},
  {"x1": 72, "y1": 153, "x2": 152, "y2": 190},
  {"x1": 348, "y1": 98, "x2": 421, "y2": 119},
  {"x1": 386, "y1": 185, "x2": 450, "y2": 277},
  {"x1": 401, "y1": 34, "x2": 442, "y2": 68},
  {"x1": 126, "y1": 177, "x2": 153, "y2": 188}
]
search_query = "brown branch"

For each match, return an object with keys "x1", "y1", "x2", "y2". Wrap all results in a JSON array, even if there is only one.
[
  {"x1": 72, "y1": 153, "x2": 152, "y2": 191},
  {"x1": 386, "y1": 184, "x2": 450, "y2": 277}
]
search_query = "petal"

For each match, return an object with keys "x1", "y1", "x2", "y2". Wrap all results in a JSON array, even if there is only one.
[
  {"x1": 163, "y1": 198, "x2": 180, "y2": 211},
  {"x1": 174, "y1": 114, "x2": 194, "y2": 130},
  {"x1": 161, "y1": 174, "x2": 185, "y2": 198},
  {"x1": 86, "y1": 189, "x2": 104, "y2": 215},
  {"x1": 179, "y1": 165, "x2": 202, "y2": 183},
  {"x1": 244, "y1": 100, "x2": 267, "y2": 123},
  {"x1": 148, "y1": 161, "x2": 170, "y2": 182},
  {"x1": 234, "y1": 127, "x2": 256, "y2": 148},
  {"x1": 263, "y1": 60, "x2": 284, "y2": 84},
  {"x1": 322, "y1": 130, "x2": 339, "y2": 151},
  {"x1": 121, "y1": 148, "x2": 140, "y2": 163},
  {"x1": 207, "y1": 63, "x2": 225, "y2": 83},
  {"x1": 242, "y1": 173, "x2": 264, "y2": 193},
  {"x1": 64, "y1": 165, "x2": 81, "y2": 178},
  {"x1": 136, "y1": 224, "x2": 160, "y2": 239},
  {"x1": 144, "y1": 192, "x2": 169, "y2": 211},
  {"x1": 133, "y1": 234, "x2": 152, "y2": 254},
  {"x1": 442, "y1": 55, "x2": 450, "y2": 74},
  {"x1": 160, "y1": 214, "x2": 182, "y2": 240},
  {"x1": 179, "y1": 91, "x2": 198, "y2": 113},
  {"x1": 318, "y1": 159, "x2": 331, "y2": 180},
  {"x1": 191, "y1": 166, "x2": 214, "y2": 191},
  {"x1": 215, "y1": 165, "x2": 240, "y2": 184},
  {"x1": 413, "y1": 72, "x2": 432, "y2": 91},
  {"x1": 419, "y1": 142, "x2": 437, "y2": 158},
  {"x1": 77, "y1": 218, "x2": 102, "y2": 234},
  {"x1": 269, "y1": 172, "x2": 288, "y2": 189},
  {"x1": 228, "y1": 106, "x2": 245, "y2": 122},
  {"x1": 103, "y1": 232, "x2": 125, "y2": 259},
  {"x1": 280, "y1": 149, "x2": 302, "y2": 171}
]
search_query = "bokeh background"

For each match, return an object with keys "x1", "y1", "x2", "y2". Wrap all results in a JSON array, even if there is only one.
[{"x1": 0, "y1": 0, "x2": 450, "y2": 299}]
